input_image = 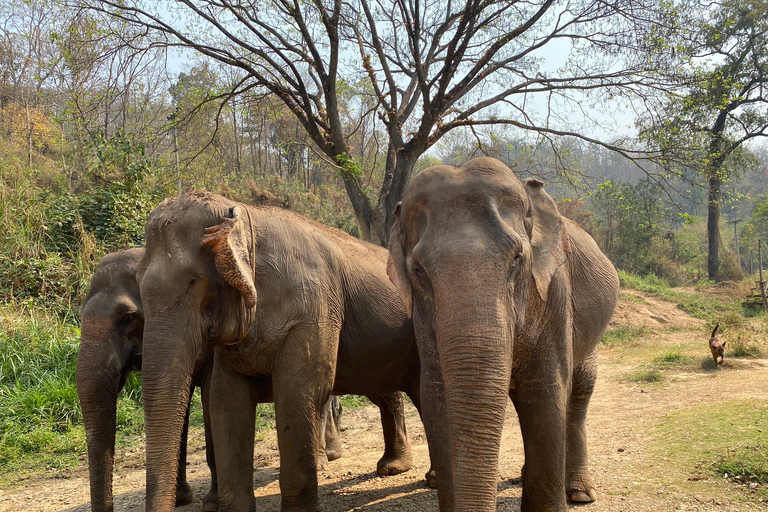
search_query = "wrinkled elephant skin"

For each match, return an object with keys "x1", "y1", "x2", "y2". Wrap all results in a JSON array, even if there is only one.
[
  {"x1": 138, "y1": 192, "x2": 422, "y2": 512},
  {"x1": 387, "y1": 157, "x2": 619, "y2": 512}
]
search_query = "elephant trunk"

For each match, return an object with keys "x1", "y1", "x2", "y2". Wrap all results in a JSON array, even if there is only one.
[
  {"x1": 436, "y1": 295, "x2": 512, "y2": 511},
  {"x1": 141, "y1": 321, "x2": 197, "y2": 512},
  {"x1": 76, "y1": 338, "x2": 123, "y2": 512}
]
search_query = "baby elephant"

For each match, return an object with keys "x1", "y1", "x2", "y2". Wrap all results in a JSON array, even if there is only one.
[
  {"x1": 709, "y1": 323, "x2": 726, "y2": 365},
  {"x1": 77, "y1": 248, "x2": 344, "y2": 512}
]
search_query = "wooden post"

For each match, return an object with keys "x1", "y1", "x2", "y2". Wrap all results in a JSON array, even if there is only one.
[
  {"x1": 759, "y1": 240, "x2": 767, "y2": 312},
  {"x1": 729, "y1": 218, "x2": 742, "y2": 269}
]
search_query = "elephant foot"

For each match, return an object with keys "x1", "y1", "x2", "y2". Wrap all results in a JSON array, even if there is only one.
[
  {"x1": 568, "y1": 470, "x2": 597, "y2": 503},
  {"x1": 201, "y1": 488, "x2": 218, "y2": 512},
  {"x1": 175, "y1": 481, "x2": 195, "y2": 507},
  {"x1": 425, "y1": 468, "x2": 438, "y2": 489},
  {"x1": 376, "y1": 451, "x2": 413, "y2": 476},
  {"x1": 569, "y1": 487, "x2": 597, "y2": 503},
  {"x1": 316, "y1": 451, "x2": 330, "y2": 471},
  {"x1": 325, "y1": 446, "x2": 343, "y2": 462}
]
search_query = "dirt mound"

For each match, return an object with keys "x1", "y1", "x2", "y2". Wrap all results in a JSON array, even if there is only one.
[{"x1": 610, "y1": 290, "x2": 705, "y2": 329}]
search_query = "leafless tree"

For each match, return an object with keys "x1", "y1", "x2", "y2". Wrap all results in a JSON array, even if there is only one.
[{"x1": 80, "y1": 0, "x2": 674, "y2": 244}]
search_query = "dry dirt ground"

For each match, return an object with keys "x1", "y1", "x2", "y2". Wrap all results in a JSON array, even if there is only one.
[{"x1": 2, "y1": 290, "x2": 768, "y2": 511}]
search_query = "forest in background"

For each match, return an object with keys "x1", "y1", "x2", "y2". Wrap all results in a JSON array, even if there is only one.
[{"x1": 1, "y1": 0, "x2": 768, "y2": 484}]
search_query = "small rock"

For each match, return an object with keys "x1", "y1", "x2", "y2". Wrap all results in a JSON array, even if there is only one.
[{"x1": 617, "y1": 447, "x2": 625, "y2": 452}]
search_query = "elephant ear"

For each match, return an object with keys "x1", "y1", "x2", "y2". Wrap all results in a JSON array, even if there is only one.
[
  {"x1": 386, "y1": 202, "x2": 413, "y2": 317},
  {"x1": 524, "y1": 178, "x2": 570, "y2": 302},
  {"x1": 200, "y1": 205, "x2": 258, "y2": 309}
]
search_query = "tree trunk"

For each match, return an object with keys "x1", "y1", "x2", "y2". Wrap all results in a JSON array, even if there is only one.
[
  {"x1": 707, "y1": 172, "x2": 722, "y2": 280},
  {"x1": 341, "y1": 146, "x2": 418, "y2": 247}
]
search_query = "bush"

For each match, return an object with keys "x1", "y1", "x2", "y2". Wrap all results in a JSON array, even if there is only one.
[{"x1": 49, "y1": 130, "x2": 164, "y2": 253}]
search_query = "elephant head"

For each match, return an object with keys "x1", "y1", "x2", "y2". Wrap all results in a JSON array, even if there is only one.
[
  {"x1": 77, "y1": 248, "x2": 145, "y2": 512},
  {"x1": 387, "y1": 157, "x2": 570, "y2": 511}
]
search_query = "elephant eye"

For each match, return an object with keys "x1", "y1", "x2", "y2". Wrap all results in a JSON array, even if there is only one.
[
  {"x1": 511, "y1": 253, "x2": 522, "y2": 268},
  {"x1": 188, "y1": 275, "x2": 198, "y2": 286},
  {"x1": 120, "y1": 311, "x2": 138, "y2": 325},
  {"x1": 412, "y1": 264, "x2": 425, "y2": 278}
]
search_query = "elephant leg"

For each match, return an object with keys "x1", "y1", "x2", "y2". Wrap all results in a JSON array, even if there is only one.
[
  {"x1": 319, "y1": 396, "x2": 343, "y2": 466},
  {"x1": 511, "y1": 375, "x2": 569, "y2": 512},
  {"x1": 175, "y1": 384, "x2": 195, "y2": 507},
  {"x1": 200, "y1": 362, "x2": 219, "y2": 512},
  {"x1": 566, "y1": 349, "x2": 598, "y2": 503},
  {"x1": 273, "y1": 326, "x2": 338, "y2": 512},
  {"x1": 210, "y1": 359, "x2": 257, "y2": 512},
  {"x1": 369, "y1": 393, "x2": 413, "y2": 476}
]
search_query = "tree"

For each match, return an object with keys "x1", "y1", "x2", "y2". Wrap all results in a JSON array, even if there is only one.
[
  {"x1": 638, "y1": 0, "x2": 768, "y2": 280},
  {"x1": 81, "y1": 0, "x2": 670, "y2": 245}
]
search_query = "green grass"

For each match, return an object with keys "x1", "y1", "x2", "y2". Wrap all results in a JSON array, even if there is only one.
[
  {"x1": 601, "y1": 325, "x2": 653, "y2": 348},
  {"x1": 619, "y1": 292, "x2": 648, "y2": 304},
  {"x1": 653, "y1": 350, "x2": 691, "y2": 365},
  {"x1": 339, "y1": 394, "x2": 373, "y2": 409},
  {"x1": 0, "y1": 306, "x2": 146, "y2": 487},
  {"x1": 0, "y1": 307, "x2": 85, "y2": 485},
  {"x1": 730, "y1": 339, "x2": 763, "y2": 358},
  {"x1": 624, "y1": 369, "x2": 663, "y2": 383},
  {"x1": 655, "y1": 400, "x2": 768, "y2": 498},
  {"x1": 715, "y1": 445, "x2": 768, "y2": 484},
  {"x1": 618, "y1": 270, "x2": 748, "y2": 323}
]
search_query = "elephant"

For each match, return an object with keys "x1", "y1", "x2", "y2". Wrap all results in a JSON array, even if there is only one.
[
  {"x1": 387, "y1": 157, "x2": 620, "y2": 512},
  {"x1": 76, "y1": 248, "x2": 345, "y2": 512},
  {"x1": 136, "y1": 191, "x2": 423, "y2": 512},
  {"x1": 77, "y1": 248, "x2": 216, "y2": 512}
]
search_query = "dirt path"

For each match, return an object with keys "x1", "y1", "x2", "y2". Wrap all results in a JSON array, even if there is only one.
[{"x1": 2, "y1": 293, "x2": 767, "y2": 512}]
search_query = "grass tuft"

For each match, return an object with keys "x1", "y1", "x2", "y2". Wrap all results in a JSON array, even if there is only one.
[
  {"x1": 625, "y1": 369, "x2": 663, "y2": 383},
  {"x1": 601, "y1": 325, "x2": 653, "y2": 348},
  {"x1": 714, "y1": 445, "x2": 768, "y2": 484},
  {"x1": 730, "y1": 339, "x2": 763, "y2": 359},
  {"x1": 653, "y1": 350, "x2": 691, "y2": 365}
]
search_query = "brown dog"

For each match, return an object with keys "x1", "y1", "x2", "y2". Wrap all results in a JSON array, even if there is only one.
[{"x1": 709, "y1": 323, "x2": 726, "y2": 365}]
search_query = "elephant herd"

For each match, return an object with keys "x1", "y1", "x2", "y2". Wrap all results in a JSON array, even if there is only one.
[{"x1": 76, "y1": 157, "x2": 619, "y2": 512}]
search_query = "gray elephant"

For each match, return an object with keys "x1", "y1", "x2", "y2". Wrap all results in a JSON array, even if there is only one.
[
  {"x1": 76, "y1": 248, "x2": 345, "y2": 512},
  {"x1": 136, "y1": 191, "x2": 422, "y2": 512},
  {"x1": 387, "y1": 157, "x2": 619, "y2": 512}
]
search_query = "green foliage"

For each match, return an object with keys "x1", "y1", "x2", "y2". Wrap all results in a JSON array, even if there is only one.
[
  {"x1": 0, "y1": 309, "x2": 83, "y2": 472},
  {"x1": 618, "y1": 270, "x2": 746, "y2": 323},
  {"x1": 730, "y1": 339, "x2": 763, "y2": 358},
  {"x1": 592, "y1": 180, "x2": 664, "y2": 270},
  {"x1": 334, "y1": 153, "x2": 364, "y2": 181},
  {"x1": 617, "y1": 270, "x2": 675, "y2": 297},
  {"x1": 592, "y1": 180, "x2": 707, "y2": 283},
  {"x1": 339, "y1": 394, "x2": 373, "y2": 409},
  {"x1": 0, "y1": 179, "x2": 96, "y2": 313},
  {"x1": 0, "y1": 306, "x2": 144, "y2": 477},
  {"x1": 748, "y1": 195, "x2": 768, "y2": 244},
  {"x1": 50, "y1": 130, "x2": 163, "y2": 253}
]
